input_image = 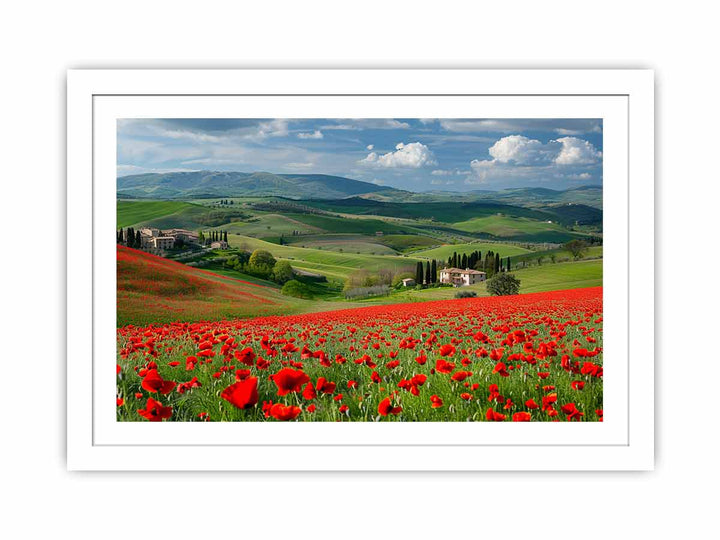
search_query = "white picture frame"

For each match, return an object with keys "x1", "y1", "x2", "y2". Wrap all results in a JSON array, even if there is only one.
[{"x1": 67, "y1": 68, "x2": 654, "y2": 471}]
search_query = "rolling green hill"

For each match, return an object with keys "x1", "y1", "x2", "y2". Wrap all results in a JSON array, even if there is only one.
[
  {"x1": 117, "y1": 200, "x2": 197, "y2": 228},
  {"x1": 117, "y1": 171, "x2": 398, "y2": 200}
]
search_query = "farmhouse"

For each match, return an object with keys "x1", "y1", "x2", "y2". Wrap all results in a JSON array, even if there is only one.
[
  {"x1": 439, "y1": 267, "x2": 486, "y2": 287},
  {"x1": 401, "y1": 278, "x2": 416, "y2": 287},
  {"x1": 149, "y1": 236, "x2": 175, "y2": 250},
  {"x1": 210, "y1": 240, "x2": 228, "y2": 249}
]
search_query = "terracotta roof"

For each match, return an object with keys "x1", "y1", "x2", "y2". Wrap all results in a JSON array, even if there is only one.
[{"x1": 441, "y1": 267, "x2": 486, "y2": 275}]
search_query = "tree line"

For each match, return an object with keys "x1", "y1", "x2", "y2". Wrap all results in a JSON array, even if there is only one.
[{"x1": 445, "y1": 249, "x2": 512, "y2": 277}]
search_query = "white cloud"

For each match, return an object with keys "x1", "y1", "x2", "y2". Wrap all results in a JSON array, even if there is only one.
[
  {"x1": 321, "y1": 119, "x2": 411, "y2": 130},
  {"x1": 554, "y1": 136, "x2": 602, "y2": 165},
  {"x1": 359, "y1": 142, "x2": 437, "y2": 168},
  {"x1": 366, "y1": 144, "x2": 374, "y2": 150},
  {"x1": 297, "y1": 130, "x2": 324, "y2": 139},
  {"x1": 439, "y1": 118, "x2": 602, "y2": 134},
  {"x1": 255, "y1": 119, "x2": 289, "y2": 139},
  {"x1": 488, "y1": 135, "x2": 549, "y2": 164},
  {"x1": 431, "y1": 169, "x2": 453, "y2": 176},
  {"x1": 284, "y1": 162, "x2": 315, "y2": 169}
]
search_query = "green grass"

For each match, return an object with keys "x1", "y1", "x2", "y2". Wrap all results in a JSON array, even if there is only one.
[
  {"x1": 451, "y1": 216, "x2": 590, "y2": 243},
  {"x1": 375, "y1": 234, "x2": 441, "y2": 252},
  {"x1": 510, "y1": 245, "x2": 603, "y2": 265},
  {"x1": 117, "y1": 200, "x2": 196, "y2": 228},
  {"x1": 227, "y1": 234, "x2": 420, "y2": 283},
  {"x1": 345, "y1": 259, "x2": 603, "y2": 305},
  {"x1": 211, "y1": 212, "x2": 324, "y2": 237}
]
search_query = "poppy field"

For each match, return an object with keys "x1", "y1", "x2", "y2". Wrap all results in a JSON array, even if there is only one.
[{"x1": 117, "y1": 287, "x2": 603, "y2": 422}]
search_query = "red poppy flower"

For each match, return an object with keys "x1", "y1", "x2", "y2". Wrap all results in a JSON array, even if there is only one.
[
  {"x1": 571, "y1": 380, "x2": 585, "y2": 390},
  {"x1": 439, "y1": 344, "x2": 456, "y2": 357},
  {"x1": 492, "y1": 362, "x2": 509, "y2": 377},
  {"x1": 512, "y1": 412, "x2": 532, "y2": 422},
  {"x1": 525, "y1": 398, "x2": 539, "y2": 409},
  {"x1": 302, "y1": 381, "x2": 317, "y2": 400},
  {"x1": 269, "y1": 403, "x2": 302, "y2": 421},
  {"x1": 272, "y1": 367, "x2": 311, "y2": 396},
  {"x1": 378, "y1": 397, "x2": 403, "y2": 416},
  {"x1": 415, "y1": 354, "x2": 427, "y2": 365},
  {"x1": 235, "y1": 368, "x2": 252, "y2": 381},
  {"x1": 221, "y1": 377, "x2": 259, "y2": 409},
  {"x1": 141, "y1": 369, "x2": 176, "y2": 394},
  {"x1": 561, "y1": 402, "x2": 584, "y2": 421},
  {"x1": 339, "y1": 404, "x2": 349, "y2": 414},
  {"x1": 435, "y1": 358, "x2": 456, "y2": 374},
  {"x1": 451, "y1": 371, "x2": 472, "y2": 382},
  {"x1": 430, "y1": 395, "x2": 444, "y2": 408},
  {"x1": 347, "y1": 380, "x2": 358, "y2": 389},
  {"x1": 371, "y1": 371, "x2": 381, "y2": 383},
  {"x1": 306, "y1": 404, "x2": 317, "y2": 413},
  {"x1": 138, "y1": 397, "x2": 172, "y2": 422},
  {"x1": 486, "y1": 408, "x2": 506, "y2": 421},
  {"x1": 460, "y1": 392, "x2": 472, "y2": 401},
  {"x1": 234, "y1": 347, "x2": 256, "y2": 366},
  {"x1": 116, "y1": 397, "x2": 124, "y2": 407},
  {"x1": 316, "y1": 377, "x2": 336, "y2": 394}
]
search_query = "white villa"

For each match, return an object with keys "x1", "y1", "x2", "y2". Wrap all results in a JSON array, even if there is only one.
[{"x1": 439, "y1": 267, "x2": 486, "y2": 287}]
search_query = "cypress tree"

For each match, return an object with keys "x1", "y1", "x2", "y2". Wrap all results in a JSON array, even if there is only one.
[
  {"x1": 223, "y1": 230, "x2": 228, "y2": 243},
  {"x1": 135, "y1": 230, "x2": 141, "y2": 248},
  {"x1": 416, "y1": 261, "x2": 424, "y2": 285},
  {"x1": 495, "y1": 253, "x2": 500, "y2": 273},
  {"x1": 425, "y1": 261, "x2": 431, "y2": 284},
  {"x1": 431, "y1": 259, "x2": 437, "y2": 284}
]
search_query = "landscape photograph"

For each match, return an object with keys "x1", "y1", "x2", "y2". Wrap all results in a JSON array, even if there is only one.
[{"x1": 116, "y1": 117, "x2": 603, "y2": 422}]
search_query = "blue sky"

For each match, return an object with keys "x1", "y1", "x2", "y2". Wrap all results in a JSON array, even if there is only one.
[{"x1": 117, "y1": 118, "x2": 603, "y2": 192}]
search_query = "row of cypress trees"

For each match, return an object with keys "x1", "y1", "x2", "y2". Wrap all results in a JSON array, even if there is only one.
[
  {"x1": 415, "y1": 259, "x2": 439, "y2": 285},
  {"x1": 446, "y1": 250, "x2": 513, "y2": 275}
]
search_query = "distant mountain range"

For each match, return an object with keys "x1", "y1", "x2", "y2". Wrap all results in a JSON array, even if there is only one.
[
  {"x1": 117, "y1": 171, "x2": 397, "y2": 200},
  {"x1": 117, "y1": 170, "x2": 602, "y2": 208}
]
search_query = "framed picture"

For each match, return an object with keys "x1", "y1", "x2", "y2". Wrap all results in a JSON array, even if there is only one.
[{"x1": 67, "y1": 69, "x2": 654, "y2": 470}]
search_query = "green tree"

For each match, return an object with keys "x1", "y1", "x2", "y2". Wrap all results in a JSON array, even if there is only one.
[
  {"x1": 248, "y1": 249, "x2": 277, "y2": 277},
  {"x1": 416, "y1": 261, "x2": 424, "y2": 285},
  {"x1": 281, "y1": 280, "x2": 313, "y2": 299},
  {"x1": 430, "y1": 259, "x2": 437, "y2": 284},
  {"x1": 223, "y1": 230, "x2": 228, "y2": 243},
  {"x1": 272, "y1": 260, "x2": 294, "y2": 284},
  {"x1": 486, "y1": 273, "x2": 521, "y2": 296},
  {"x1": 425, "y1": 261, "x2": 431, "y2": 284},
  {"x1": 565, "y1": 239, "x2": 588, "y2": 260},
  {"x1": 135, "y1": 230, "x2": 142, "y2": 248}
]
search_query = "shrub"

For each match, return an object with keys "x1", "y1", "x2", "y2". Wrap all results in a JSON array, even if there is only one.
[
  {"x1": 486, "y1": 273, "x2": 521, "y2": 296},
  {"x1": 272, "y1": 260, "x2": 294, "y2": 284},
  {"x1": 281, "y1": 280, "x2": 313, "y2": 299},
  {"x1": 454, "y1": 290, "x2": 477, "y2": 299}
]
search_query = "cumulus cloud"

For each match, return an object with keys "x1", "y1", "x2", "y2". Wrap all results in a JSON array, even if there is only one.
[
  {"x1": 488, "y1": 135, "x2": 550, "y2": 164},
  {"x1": 467, "y1": 134, "x2": 602, "y2": 185},
  {"x1": 359, "y1": 142, "x2": 437, "y2": 168},
  {"x1": 366, "y1": 144, "x2": 374, "y2": 150},
  {"x1": 297, "y1": 130, "x2": 324, "y2": 140},
  {"x1": 554, "y1": 136, "x2": 602, "y2": 165}
]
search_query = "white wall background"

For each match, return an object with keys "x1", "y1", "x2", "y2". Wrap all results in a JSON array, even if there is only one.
[{"x1": 0, "y1": 1, "x2": 715, "y2": 537}]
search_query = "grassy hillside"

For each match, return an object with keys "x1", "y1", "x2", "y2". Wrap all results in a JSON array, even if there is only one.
[
  {"x1": 116, "y1": 245, "x2": 338, "y2": 325},
  {"x1": 227, "y1": 235, "x2": 420, "y2": 283},
  {"x1": 117, "y1": 200, "x2": 196, "y2": 228},
  {"x1": 347, "y1": 259, "x2": 603, "y2": 306},
  {"x1": 451, "y1": 216, "x2": 589, "y2": 243}
]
